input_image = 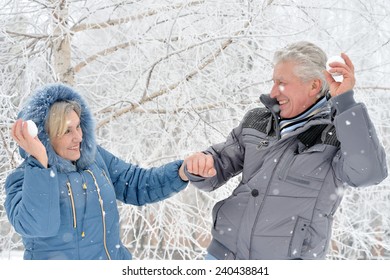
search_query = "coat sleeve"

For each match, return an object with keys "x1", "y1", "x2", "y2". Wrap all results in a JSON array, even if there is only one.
[
  {"x1": 4, "y1": 157, "x2": 61, "y2": 237},
  {"x1": 96, "y1": 146, "x2": 187, "y2": 206},
  {"x1": 330, "y1": 90, "x2": 388, "y2": 187},
  {"x1": 184, "y1": 120, "x2": 245, "y2": 192}
]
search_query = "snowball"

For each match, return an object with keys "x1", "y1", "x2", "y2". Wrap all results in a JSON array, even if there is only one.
[
  {"x1": 326, "y1": 55, "x2": 345, "y2": 76},
  {"x1": 26, "y1": 120, "x2": 38, "y2": 138}
]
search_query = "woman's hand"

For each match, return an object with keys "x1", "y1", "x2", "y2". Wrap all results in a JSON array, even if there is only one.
[{"x1": 11, "y1": 119, "x2": 48, "y2": 168}]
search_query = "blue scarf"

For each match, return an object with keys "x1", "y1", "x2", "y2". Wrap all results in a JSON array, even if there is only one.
[{"x1": 279, "y1": 96, "x2": 328, "y2": 138}]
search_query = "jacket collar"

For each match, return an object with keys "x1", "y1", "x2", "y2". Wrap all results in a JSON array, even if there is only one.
[
  {"x1": 259, "y1": 94, "x2": 280, "y2": 137},
  {"x1": 259, "y1": 94, "x2": 332, "y2": 139}
]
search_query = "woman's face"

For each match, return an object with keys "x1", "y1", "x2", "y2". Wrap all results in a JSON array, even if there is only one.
[{"x1": 51, "y1": 110, "x2": 83, "y2": 161}]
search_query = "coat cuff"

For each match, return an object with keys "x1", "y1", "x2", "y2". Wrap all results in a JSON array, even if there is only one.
[
  {"x1": 329, "y1": 90, "x2": 357, "y2": 114},
  {"x1": 183, "y1": 165, "x2": 206, "y2": 182}
]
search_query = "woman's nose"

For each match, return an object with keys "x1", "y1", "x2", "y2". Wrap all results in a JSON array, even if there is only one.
[{"x1": 73, "y1": 130, "x2": 83, "y2": 142}]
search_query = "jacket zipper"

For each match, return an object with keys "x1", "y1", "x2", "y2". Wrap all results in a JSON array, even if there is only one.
[
  {"x1": 85, "y1": 170, "x2": 112, "y2": 260},
  {"x1": 248, "y1": 141, "x2": 293, "y2": 259},
  {"x1": 66, "y1": 182, "x2": 77, "y2": 228},
  {"x1": 257, "y1": 140, "x2": 269, "y2": 149}
]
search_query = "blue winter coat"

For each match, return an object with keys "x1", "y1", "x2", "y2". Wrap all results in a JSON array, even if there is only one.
[{"x1": 4, "y1": 84, "x2": 187, "y2": 260}]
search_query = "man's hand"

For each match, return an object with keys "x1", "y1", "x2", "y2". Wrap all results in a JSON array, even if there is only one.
[
  {"x1": 324, "y1": 53, "x2": 356, "y2": 97},
  {"x1": 184, "y1": 152, "x2": 217, "y2": 178}
]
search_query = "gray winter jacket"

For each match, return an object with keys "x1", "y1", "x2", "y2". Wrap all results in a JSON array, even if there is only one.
[{"x1": 186, "y1": 90, "x2": 387, "y2": 260}]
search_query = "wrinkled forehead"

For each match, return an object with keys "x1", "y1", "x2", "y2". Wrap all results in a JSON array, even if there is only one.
[{"x1": 272, "y1": 60, "x2": 301, "y2": 81}]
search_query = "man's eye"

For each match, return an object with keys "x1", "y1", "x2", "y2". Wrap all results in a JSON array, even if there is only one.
[{"x1": 273, "y1": 80, "x2": 284, "y2": 86}]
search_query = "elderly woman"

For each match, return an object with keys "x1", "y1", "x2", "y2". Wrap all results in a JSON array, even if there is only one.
[{"x1": 5, "y1": 84, "x2": 188, "y2": 260}]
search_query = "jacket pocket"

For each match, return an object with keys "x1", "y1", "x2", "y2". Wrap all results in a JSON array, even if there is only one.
[
  {"x1": 288, "y1": 217, "x2": 310, "y2": 258},
  {"x1": 288, "y1": 216, "x2": 330, "y2": 259},
  {"x1": 243, "y1": 134, "x2": 269, "y2": 149},
  {"x1": 279, "y1": 144, "x2": 336, "y2": 190},
  {"x1": 212, "y1": 192, "x2": 248, "y2": 233},
  {"x1": 212, "y1": 199, "x2": 227, "y2": 229}
]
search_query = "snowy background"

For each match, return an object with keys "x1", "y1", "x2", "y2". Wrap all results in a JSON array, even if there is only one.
[{"x1": 1, "y1": 0, "x2": 389, "y2": 260}]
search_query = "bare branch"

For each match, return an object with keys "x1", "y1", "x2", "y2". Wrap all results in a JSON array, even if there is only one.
[
  {"x1": 71, "y1": 0, "x2": 205, "y2": 33},
  {"x1": 98, "y1": 19, "x2": 251, "y2": 128},
  {"x1": 5, "y1": 30, "x2": 48, "y2": 40},
  {"x1": 74, "y1": 41, "x2": 133, "y2": 73},
  {"x1": 0, "y1": 129, "x2": 17, "y2": 169}
]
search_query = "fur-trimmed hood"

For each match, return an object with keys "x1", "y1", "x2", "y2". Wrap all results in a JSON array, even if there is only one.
[{"x1": 18, "y1": 83, "x2": 96, "y2": 173}]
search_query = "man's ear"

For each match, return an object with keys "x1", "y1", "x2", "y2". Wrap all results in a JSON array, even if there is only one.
[{"x1": 309, "y1": 79, "x2": 322, "y2": 97}]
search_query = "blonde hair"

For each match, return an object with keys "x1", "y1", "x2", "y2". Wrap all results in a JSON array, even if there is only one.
[{"x1": 46, "y1": 100, "x2": 81, "y2": 139}]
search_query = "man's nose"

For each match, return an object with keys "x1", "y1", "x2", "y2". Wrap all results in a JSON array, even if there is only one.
[{"x1": 270, "y1": 84, "x2": 279, "y2": 98}]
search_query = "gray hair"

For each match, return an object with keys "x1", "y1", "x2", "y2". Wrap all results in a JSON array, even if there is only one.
[{"x1": 273, "y1": 41, "x2": 329, "y2": 97}]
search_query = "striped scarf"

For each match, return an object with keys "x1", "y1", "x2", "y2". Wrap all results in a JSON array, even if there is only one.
[{"x1": 279, "y1": 96, "x2": 329, "y2": 138}]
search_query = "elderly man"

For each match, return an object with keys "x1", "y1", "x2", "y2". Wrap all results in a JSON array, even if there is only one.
[{"x1": 182, "y1": 41, "x2": 387, "y2": 260}]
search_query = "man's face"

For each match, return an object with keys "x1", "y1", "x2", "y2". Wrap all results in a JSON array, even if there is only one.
[{"x1": 270, "y1": 60, "x2": 318, "y2": 119}]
